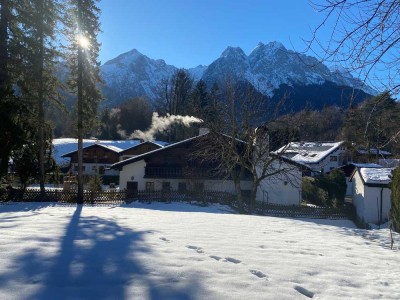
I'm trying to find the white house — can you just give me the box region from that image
[336,163,382,196]
[350,167,393,225]
[112,132,303,206]
[275,141,348,175]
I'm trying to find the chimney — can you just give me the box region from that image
[199,127,210,136]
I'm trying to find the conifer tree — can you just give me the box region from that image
[16,0,62,193]
[65,0,102,202]
[0,0,29,176]
[191,79,209,119]
[391,167,400,232]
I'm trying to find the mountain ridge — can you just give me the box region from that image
[99,41,376,108]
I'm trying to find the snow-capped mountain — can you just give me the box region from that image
[99,42,376,107]
[202,42,376,96]
[101,49,176,105]
[100,49,209,107]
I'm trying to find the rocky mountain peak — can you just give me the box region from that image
[99,42,376,108]
[220,46,247,60]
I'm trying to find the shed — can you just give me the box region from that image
[349,167,393,226]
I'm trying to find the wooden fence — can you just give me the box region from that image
[0,188,354,220]
[0,189,234,205]
[253,202,355,219]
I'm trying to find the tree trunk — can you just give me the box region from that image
[249,182,259,214]
[234,178,244,213]
[77,0,84,204]
[38,0,45,195]
[0,0,11,177]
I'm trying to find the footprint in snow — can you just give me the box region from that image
[224,257,241,264]
[159,237,171,243]
[209,255,222,261]
[294,285,314,298]
[186,245,204,253]
[249,269,268,279]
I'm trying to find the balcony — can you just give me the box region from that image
[144,166,216,179]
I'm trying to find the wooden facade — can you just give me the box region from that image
[113,134,251,181]
[119,142,163,161]
[63,144,121,165]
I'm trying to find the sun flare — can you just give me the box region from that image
[77,35,90,49]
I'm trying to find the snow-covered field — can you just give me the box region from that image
[0,202,399,299]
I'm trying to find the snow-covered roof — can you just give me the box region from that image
[119,141,164,154]
[357,148,392,156]
[359,168,393,185]
[352,163,382,168]
[274,141,344,164]
[53,139,168,167]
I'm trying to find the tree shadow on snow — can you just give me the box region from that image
[0,204,205,300]
[0,202,64,214]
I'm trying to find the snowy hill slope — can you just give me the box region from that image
[0,202,398,299]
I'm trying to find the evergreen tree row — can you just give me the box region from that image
[0,0,102,201]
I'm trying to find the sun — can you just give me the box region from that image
[77,35,90,49]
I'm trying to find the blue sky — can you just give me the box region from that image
[97,0,329,67]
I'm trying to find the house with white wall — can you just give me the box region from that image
[349,167,393,226]
[112,132,303,206]
[335,163,382,196]
[275,141,349,175]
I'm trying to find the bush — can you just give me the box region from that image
[391,167,400,232]
[87,174,103,192]
[302,170,347,208]
[315,170,347,207]
[302,177,328,206]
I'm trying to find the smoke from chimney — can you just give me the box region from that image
[129,112,202,141]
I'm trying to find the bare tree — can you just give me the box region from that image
[193,79,299,213]
[307,0,400,95]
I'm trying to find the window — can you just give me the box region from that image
[162,182,171,191]
[146,182,154,191]
[330,156,338,161]
[178,182,187,192]
[92,166,97,171]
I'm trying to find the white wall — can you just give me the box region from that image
[352,171,391,224]
[120,158,301,206]
[345,177,353,196]
[119,160,146,190]
[363,186,391,224]
[256,160,302,206]
[352,172,365,222]
[309,147,347,174]
[119,160,253,192]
